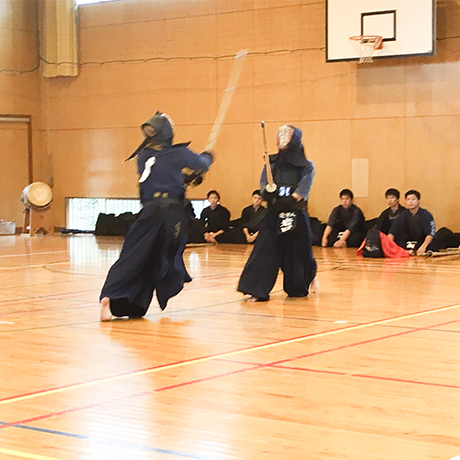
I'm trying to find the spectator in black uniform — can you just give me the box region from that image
[99,112,213,321]
[218,190,265,244]
[388,189,438,255]
[240,190,265,243]
[376,188,405,234]
[321,189,366,248]
[200,190,230,243]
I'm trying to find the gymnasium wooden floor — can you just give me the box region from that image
[0,235,459,460]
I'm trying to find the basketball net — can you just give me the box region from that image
[349,35,383,64]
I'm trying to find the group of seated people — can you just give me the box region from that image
[188,187,459,254]
[187,189,265,244]
[321,187,445,254]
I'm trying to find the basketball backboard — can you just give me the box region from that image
[326,0,436,62]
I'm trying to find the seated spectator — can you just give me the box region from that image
[241,190,265,243]
[321,188,366,248]
[376,188,406,234]
[388,189,438,255]
[217,190,266,244]
[200,190,230,243]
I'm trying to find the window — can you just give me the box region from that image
[66,198,141,231]
[66,197,209,231]
[190,200,209,219]
[76,0,118,5]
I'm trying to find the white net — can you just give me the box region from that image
[359,40,376,63]
[350,36,383,64]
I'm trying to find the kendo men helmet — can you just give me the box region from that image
[277,125,295,150]
[141,111,175,147]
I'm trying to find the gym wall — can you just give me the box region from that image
[2,0,460,230]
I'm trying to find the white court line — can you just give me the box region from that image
[0,250,68,259]
[0,264,65,271]
[0,321,14,324]
[448,456,460,459]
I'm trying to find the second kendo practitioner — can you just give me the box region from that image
[237,125,317,301]
[100,112,213,321]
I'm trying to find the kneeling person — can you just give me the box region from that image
[321,189,366,248]
[217,190,265,244]
[376,188,405,235]
[200,190,230,243]
[388,189,437,255]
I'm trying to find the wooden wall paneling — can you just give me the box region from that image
[49,128,139,224]
[0,74,40,116]
[298,0,326,51]
[253,4,303,53]
[46,90,125,131]
[159,0,218,20]
[405,62,460,117]
[255,0,303,10]
[214,64,253,130]
[352,65,407,120]
[437,0,460,62]
[77,0,126,28]
[215,0,256,15]
[253,53,303,123]
[217,122,258,217]
[0,122,29,224]
[79,22,132,63]
[300,52,354,121]
[0,0,38,71]
[404,115,460,230]
[32,129,53,188]
[305,120,352,222]
[164,14,218,58]
[216,8,255,56]
[350,117,406,220]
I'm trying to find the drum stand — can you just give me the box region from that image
[22,207,54,236]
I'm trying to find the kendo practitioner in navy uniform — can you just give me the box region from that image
[388,189,438,255]
[376,188,405,235]
[237,125,317,301]
[100,112,213,321]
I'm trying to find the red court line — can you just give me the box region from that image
[0,404,98,430]
[269,366,460,390]
[267,318,460,367]
[1,303,459,405]
[218,317,460,371]
[2,318,459,430]
[351,373,460,390]
[1,366,264,430]
[152,363,265,393]
[267,365,347,376]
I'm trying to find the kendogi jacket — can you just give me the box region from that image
[126,112,212,204]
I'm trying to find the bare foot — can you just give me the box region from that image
[100,297,113,322]
[310,277,319,293]
[243,295,269,302]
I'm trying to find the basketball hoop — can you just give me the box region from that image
[349,35,383,63]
